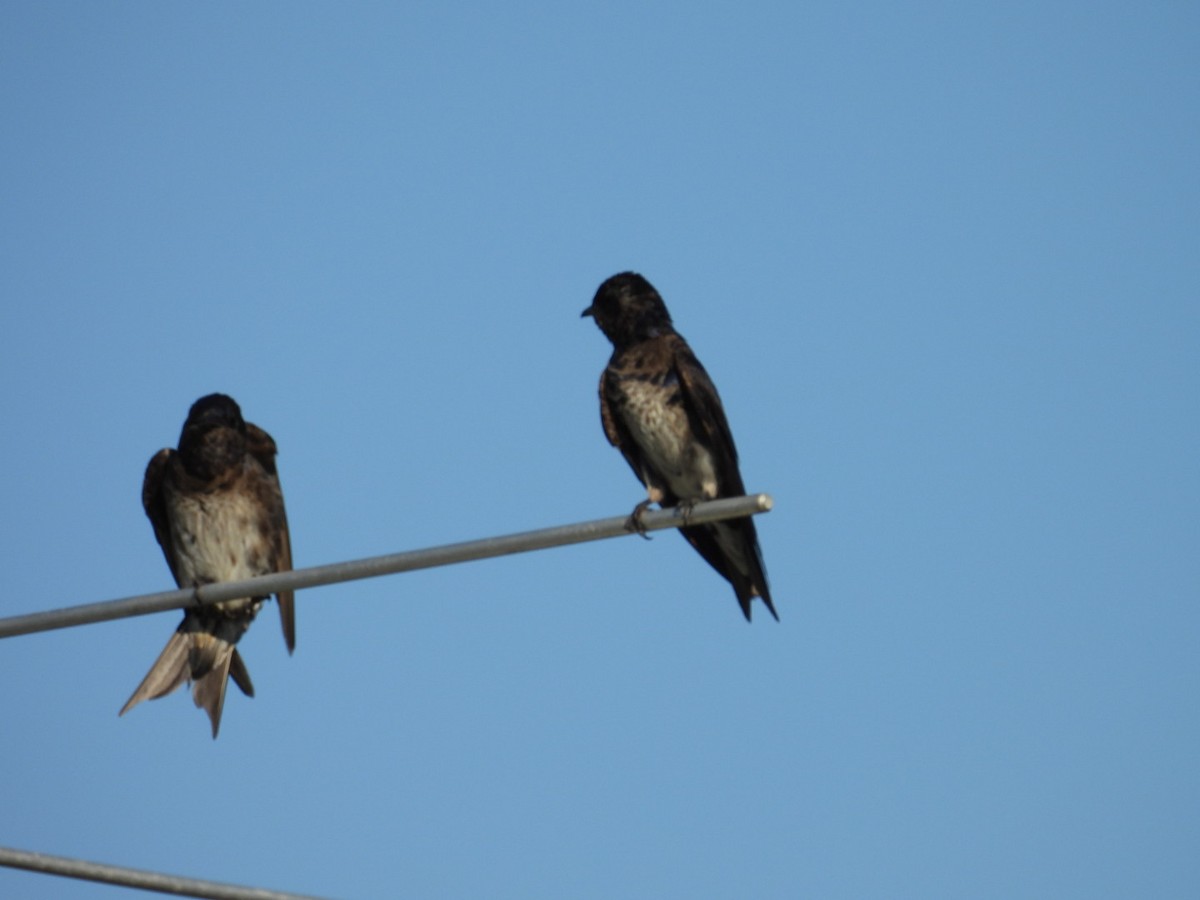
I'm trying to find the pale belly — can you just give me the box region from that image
[166,488,272,608]
[620,382,720,503]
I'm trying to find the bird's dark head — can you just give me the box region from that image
[177,393,247,477]
[182,393,246,436]
[582,272,673,347]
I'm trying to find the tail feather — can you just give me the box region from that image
[189,635,234,739]
[120,630,255,739]
[755,582,780,623]
[119,632,192,716]
[680,517,777,622]
[228,649,255,698]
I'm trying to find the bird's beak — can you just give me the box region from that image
[581,305,594,318]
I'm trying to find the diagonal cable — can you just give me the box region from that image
[0,494,773,639]
[0,845,330,900]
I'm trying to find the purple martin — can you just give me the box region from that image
[583,272,777,622]
[120,393,295,737]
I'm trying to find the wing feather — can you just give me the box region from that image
[669,337,747,498]
[245,423,296,653]
[142,449,182,584]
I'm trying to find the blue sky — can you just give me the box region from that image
[1,3,1197,898]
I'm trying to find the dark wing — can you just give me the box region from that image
[245,423,296,653]
[678,518,776,621]
[669,336,747,498]
[669,336,777,621]
[599,368,628,446]
[244,422,279,476]
[142,449,183,585]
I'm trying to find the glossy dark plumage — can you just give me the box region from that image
[583,272,777,622]
[120,393,295,737]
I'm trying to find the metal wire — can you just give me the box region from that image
[0,494,773,639]
[0,845,330,899]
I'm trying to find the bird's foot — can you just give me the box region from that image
[624,499,655,540]
[675,499,698,527]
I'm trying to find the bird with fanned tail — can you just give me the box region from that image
[120,393,295,737]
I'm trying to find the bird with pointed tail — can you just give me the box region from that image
[121,393,295,737]
[583,272,777,622]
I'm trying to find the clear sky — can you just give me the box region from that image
[2,3,1197,898]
